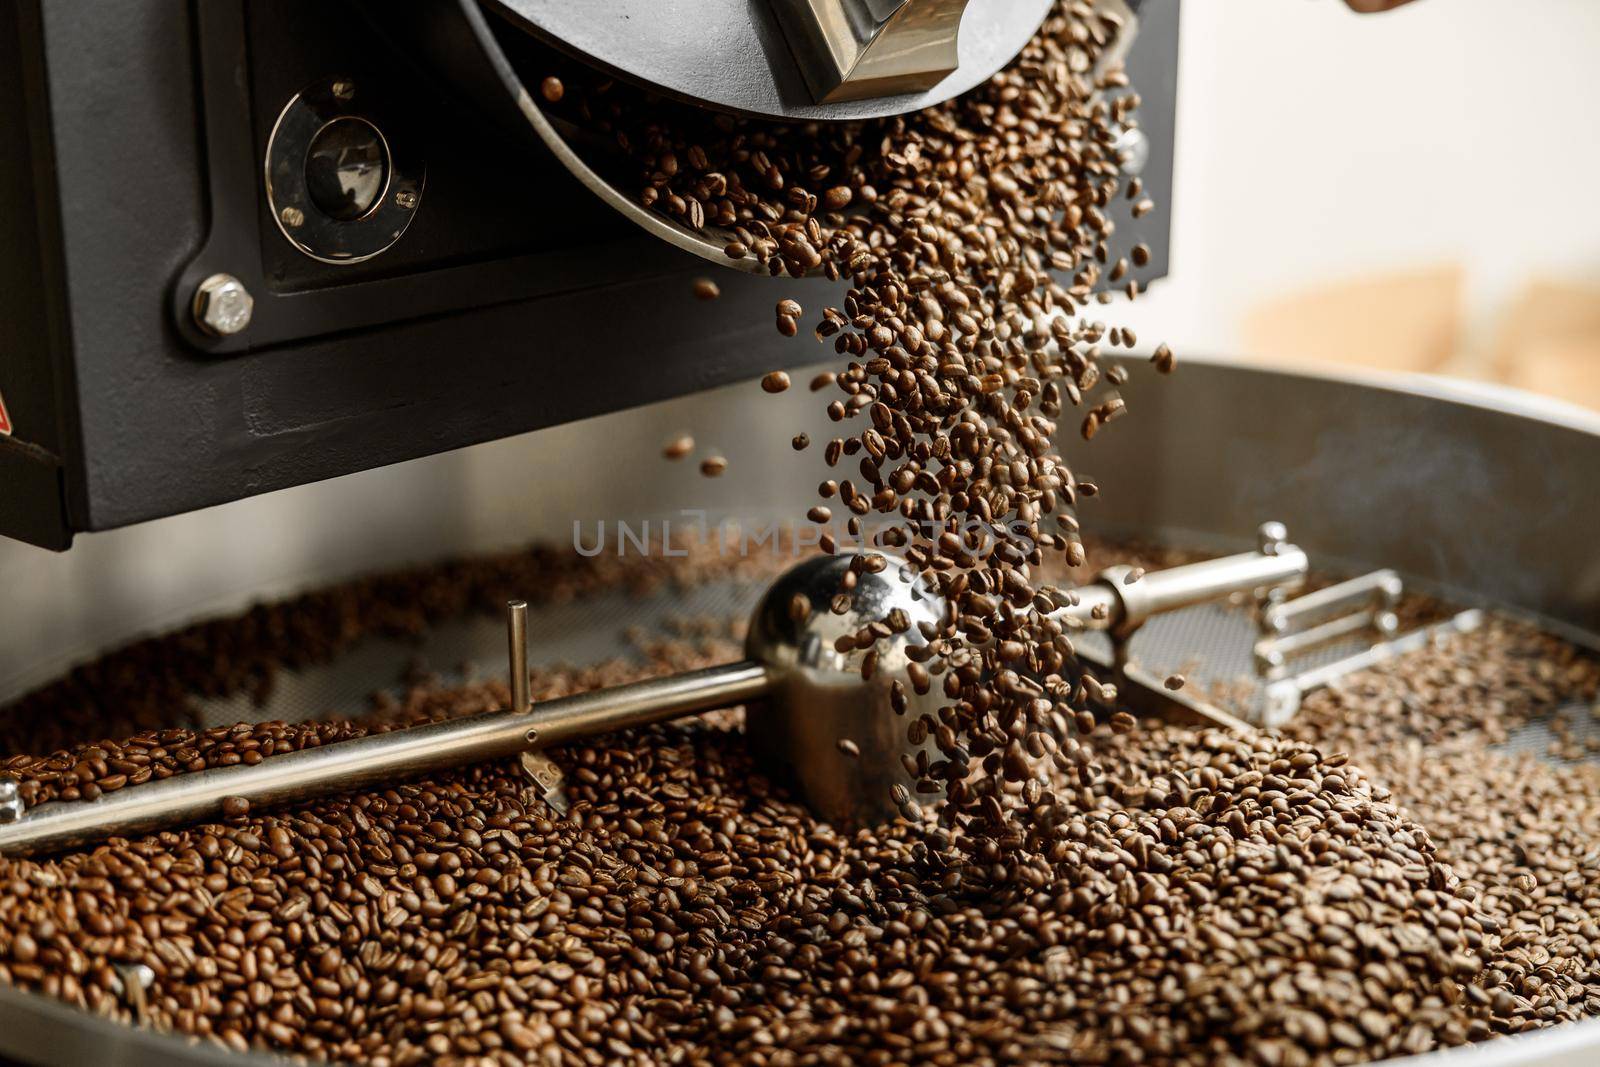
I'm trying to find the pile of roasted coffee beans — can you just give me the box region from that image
[1282,615,1600,1037]
[1,542,1598,1066]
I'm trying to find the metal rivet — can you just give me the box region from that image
[279,205,305,229]
[192,273,254,337]
[394,187,419,210]
[331,79,355,101]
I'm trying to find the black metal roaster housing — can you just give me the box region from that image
[0,0,1177,551]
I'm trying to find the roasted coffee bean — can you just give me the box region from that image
[539,75,563,104]
[691,277,721,301]
[788,593,811,623]
[662,434,694,460]
[761,371,791,393]
[699,456,727,477]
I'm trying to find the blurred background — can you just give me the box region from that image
[1117,0,1600,406]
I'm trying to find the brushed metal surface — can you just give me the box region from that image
[1056,358,1600,641]
[744,551,945,827]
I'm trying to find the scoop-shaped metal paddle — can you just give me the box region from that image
[0,527,1304,856]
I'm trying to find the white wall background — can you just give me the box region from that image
[1118,0,1600,367]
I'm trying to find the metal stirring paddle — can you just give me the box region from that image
[0,524,1305,856]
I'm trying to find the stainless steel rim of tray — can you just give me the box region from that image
[1,358,1597,1066]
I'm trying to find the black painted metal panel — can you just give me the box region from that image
[0,1,71,548]
[0,0,1177,549]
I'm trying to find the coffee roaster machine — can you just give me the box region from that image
[2,1,1599,1064]
[0,0,1172,551]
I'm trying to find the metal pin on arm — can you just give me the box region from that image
[508,599,530,714]
[505,598,571,814]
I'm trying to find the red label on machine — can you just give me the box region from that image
[0,387,10,436]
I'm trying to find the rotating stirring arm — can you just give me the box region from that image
[0,525,1306,856]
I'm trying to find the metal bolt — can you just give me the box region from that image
[279,205,305,228]
[0,778,23,824]
[192,273,254,337]
[113,962,156,1026]
[1114,126,1150,177]
[507,599,530,714]
[394,187,419,210]
[1257,521,1289,556]
[113,962,155,993]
